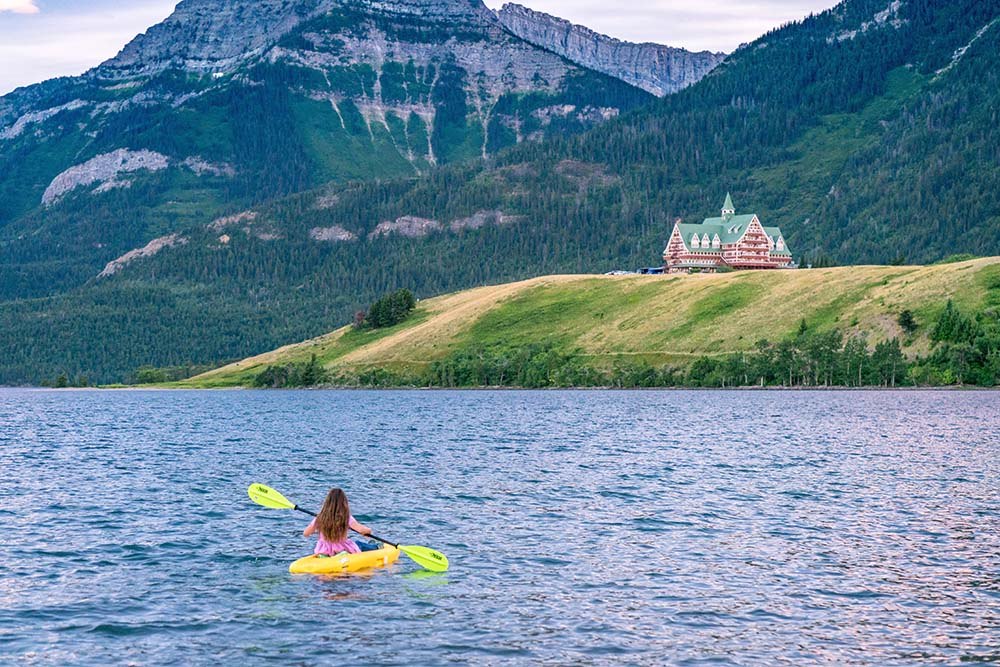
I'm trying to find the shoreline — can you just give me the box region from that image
[4,384,998,392]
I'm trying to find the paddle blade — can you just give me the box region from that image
[248,483,296,511]
[400,545,449,573]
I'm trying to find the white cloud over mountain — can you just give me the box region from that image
[0,2,177,94]
[0,0,40,14]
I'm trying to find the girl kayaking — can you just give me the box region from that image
[303,488,379,555]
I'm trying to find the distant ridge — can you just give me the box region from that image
[497,3,725,95]
[98,0,502,79]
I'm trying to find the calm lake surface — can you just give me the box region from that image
[1,389,998,665]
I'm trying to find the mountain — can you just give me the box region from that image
[496,4,726,96]
[0,0,653,302]
[3,0,1000,385]
[176,257,1000,388]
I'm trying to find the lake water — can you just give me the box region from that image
[1,389,998,665]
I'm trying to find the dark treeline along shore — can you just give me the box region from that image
[96,257,998,391]
[237,297,998,390]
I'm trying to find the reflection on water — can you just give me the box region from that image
[1,389,999,665]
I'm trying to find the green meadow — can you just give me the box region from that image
[174,257,1000,388]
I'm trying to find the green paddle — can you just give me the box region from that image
[247,483,449,573]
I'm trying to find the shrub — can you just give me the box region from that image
[935,254,978,265]
[898,310,918,334]
[253,355,327,388]
[363,289,417,329]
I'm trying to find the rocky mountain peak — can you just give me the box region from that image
[97,0,333,77]
[1,0,655,227]
[97,0,498,79]
[497,3,726,96]
[352,0,496,21]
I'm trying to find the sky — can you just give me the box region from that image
[0,0,840,96]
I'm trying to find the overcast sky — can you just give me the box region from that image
[0,0,839,96]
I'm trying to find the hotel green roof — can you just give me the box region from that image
[674,196,791,256]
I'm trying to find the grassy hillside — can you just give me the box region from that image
[178,257,1000,388]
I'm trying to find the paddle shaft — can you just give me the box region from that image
[292,505,400,548]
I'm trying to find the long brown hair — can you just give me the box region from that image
[315,488,351,542]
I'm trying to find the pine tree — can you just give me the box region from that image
[898,310,918,335]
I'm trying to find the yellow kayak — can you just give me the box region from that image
[289,546,400,575]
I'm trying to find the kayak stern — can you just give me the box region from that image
[289,546,401,575]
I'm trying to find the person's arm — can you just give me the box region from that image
[349,517,373,536]
[303,519,317,538]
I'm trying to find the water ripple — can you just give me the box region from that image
[1,389,998,665]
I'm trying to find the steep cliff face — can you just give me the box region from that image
[97,0,502,78]
[96,0,333,77]
[496,3,726,96]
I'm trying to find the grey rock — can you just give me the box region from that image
[99,234,189,278]
[370,215,444,239]
[354,0,497,23]
[449,210,521,231]
[97,0,337,78]
[313,192,341,210]
[97,0,500,79]
[182,156,236,177]
[497,3,725,96]
[310,225,358,242]
[208,211,258,232]
[43,149,234,206]
[1,99,88,140]
[43,149,170,206]
[4,0,657,221]
[829,0,906,42]
[75,0,626,169]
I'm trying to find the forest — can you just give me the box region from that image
[235,299,999,390]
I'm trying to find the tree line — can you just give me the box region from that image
[242,299,999,389]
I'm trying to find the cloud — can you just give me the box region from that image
[0,2,177,94]
[0,0,40,14]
